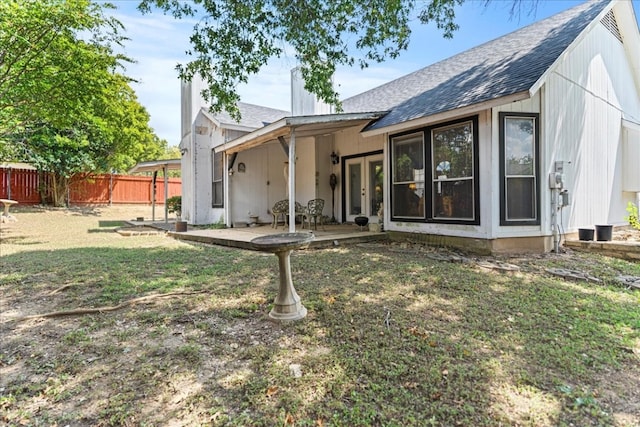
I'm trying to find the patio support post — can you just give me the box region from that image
[288,129,296,233]
[152,170,157,221]
[163,165,169,223]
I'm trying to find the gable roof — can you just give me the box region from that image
[209,102,289,130]
[342,0,612,132]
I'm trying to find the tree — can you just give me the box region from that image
[7,75,167,206]
[137,0,537,121]
[0,0,128,137]
[1,0,168,205]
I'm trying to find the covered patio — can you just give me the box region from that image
[128,159,181,223]
[215,111,386,231]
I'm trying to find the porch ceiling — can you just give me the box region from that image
[215,111,387,155]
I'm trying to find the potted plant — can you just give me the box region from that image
[167,196,182,220]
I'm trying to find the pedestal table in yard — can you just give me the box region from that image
[251,232,314,321]
[0,199,18,223]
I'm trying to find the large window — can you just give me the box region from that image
[212,150,223,208]
[391,133,425,218]
[499,113,539,225]
[389,116,479,224]
[430,120,476,221]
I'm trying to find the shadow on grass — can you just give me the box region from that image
[1,244,638,426]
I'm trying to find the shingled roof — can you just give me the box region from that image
[342,0,611,132]
[209,102,289,129]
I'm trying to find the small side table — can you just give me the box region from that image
[0,199,18,223]
[251,232,314,321]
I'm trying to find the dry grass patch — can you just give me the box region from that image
[1,206,639,426]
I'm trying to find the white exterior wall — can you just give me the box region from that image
[180,78,210,225]
[225,136,317,225]
[291,67,333,116]
[228,142,285,224]
[315,134,335,219]
[492,93,544,239]
[188,113,223,225]
[543,16,640,230]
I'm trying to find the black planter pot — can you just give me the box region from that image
[354,216,369,230]
[175,221,188,232]
[595,224,613,241]
[578,228,594,241]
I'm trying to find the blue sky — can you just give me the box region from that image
[106,0,640,146]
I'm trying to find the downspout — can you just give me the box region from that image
[288,128,296,233]
[551,187,559,253]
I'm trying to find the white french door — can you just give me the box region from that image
[345,154,383,223]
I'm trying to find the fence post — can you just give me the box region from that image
[7,167,11,200]
[109,173,113,206]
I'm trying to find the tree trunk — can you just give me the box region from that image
[47,172,70,207]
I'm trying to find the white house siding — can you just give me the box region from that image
[492,93,544,239]
[228,143,282,225]
[180,80,211,225]
[544,16,640,231]
[225,136,317,226]
[190,113,219,225]
[314,134,335,219]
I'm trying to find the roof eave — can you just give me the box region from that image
[216,112,388,154]
[361,92,530,137]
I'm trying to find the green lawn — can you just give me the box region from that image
[1,207,639,426]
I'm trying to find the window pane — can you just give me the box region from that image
[392,183,424,218]
[432,180,473,219]
[432,122,473,179]
[349,163,362,215]
[213,152,223,180]
[505,118,534,176]
[392,134,423,183]
[506,177,535,220]
[391,133,424,218]
[212,151,223,207]
[212,182,223,207]
[369,160,383,215]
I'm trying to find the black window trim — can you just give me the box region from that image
[499,112,540,226]
[389,115,480,225]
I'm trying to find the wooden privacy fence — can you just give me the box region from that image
[0,168,181,205]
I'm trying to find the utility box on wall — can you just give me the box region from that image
[622,121,640,192]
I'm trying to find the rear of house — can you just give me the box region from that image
[181,0,640,253]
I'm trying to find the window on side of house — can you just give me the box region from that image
[390,132,425,219]
[429,119,478,223]
[499,112,539,225]
[212,150,223,208]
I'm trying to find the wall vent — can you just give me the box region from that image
[600,9,623,43]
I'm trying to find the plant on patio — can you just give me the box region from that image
[167,195,182,218]
[626,202,640,231]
